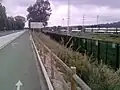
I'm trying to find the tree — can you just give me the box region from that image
[14,16,26,29]
[7,16,15,30]
[27,0,52,27]
[0,3,25,31]
[6,16,25,30]
[0,3,7,30]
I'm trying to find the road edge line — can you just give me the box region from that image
[31,34,54,90]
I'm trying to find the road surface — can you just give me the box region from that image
[0,31,48,90]
[0,30,21,37]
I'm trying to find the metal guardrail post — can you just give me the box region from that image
[51,53,55,79]
[41,46,44,63]
[43,47,46,64]
[39,44,42,56]
[71,67,76,90]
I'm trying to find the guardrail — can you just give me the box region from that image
[31,33,54,90]
[31,31,91,90]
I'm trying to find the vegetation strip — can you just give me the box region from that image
[32,32,91,90]
[34,31,120,90]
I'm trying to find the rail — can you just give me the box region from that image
[31,31,91,90]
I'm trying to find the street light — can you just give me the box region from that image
[97,15,99,32]
[82,14,85,32]
[62,18,64,27]
[67,0,70,35]
[97,15,99,25]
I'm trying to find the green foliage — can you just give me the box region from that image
[0,3,25,30]
[0,3,7,30]
[7,16,25,30]
[27,0,52,27]
[14,16,25,29]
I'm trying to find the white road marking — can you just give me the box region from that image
[16,80,23,90]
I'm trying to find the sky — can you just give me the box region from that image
[2,0,120,26]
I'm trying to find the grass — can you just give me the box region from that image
[89,34,120,43]
[75,31,120,43]
[34,31,120,90]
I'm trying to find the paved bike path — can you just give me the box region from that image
[0,31,48,90]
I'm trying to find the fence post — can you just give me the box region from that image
[39,44,42,55]
[71,67,76,90]
[116,44,119,69]
[105,42,108,64]
[116,28,118,34]
[41,46,44,62]
[76,37,79,51]
[51,53,54,79]
[84,50,87,61]
[106,28,108,33]
[90,39,92,54]
[85,39,87,51]
[43,46,46,64]
[97,41,100,63]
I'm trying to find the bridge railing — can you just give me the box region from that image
[31,31,91,90]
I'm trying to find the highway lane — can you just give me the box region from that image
[0,30,21,37]
[0,31,48,90]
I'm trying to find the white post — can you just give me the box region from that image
[71,67,76,90]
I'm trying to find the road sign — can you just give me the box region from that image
[30,22,43,29]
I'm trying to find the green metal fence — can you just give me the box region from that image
[44,32,120,70]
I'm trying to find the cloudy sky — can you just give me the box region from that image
[2,0,120,26]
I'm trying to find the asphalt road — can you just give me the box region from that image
[0,31,48,90]
[0,30,21,37]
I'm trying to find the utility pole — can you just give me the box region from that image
[67,0,70,35]
[82,15,85,32]
[97,15,99,32]
[97,15,99,25]
[62,18,64,27]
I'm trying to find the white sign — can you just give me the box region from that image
[30,22,43,29]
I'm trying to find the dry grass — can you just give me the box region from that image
[35,32,120,90]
